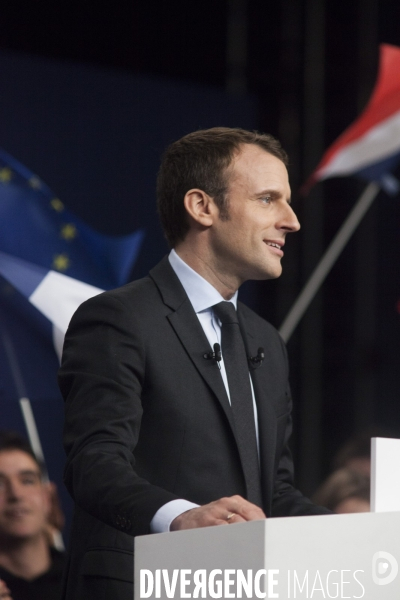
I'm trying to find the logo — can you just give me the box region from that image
[372,551,399,586]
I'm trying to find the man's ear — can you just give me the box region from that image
[42,481,53,519]
[183,189,217,228]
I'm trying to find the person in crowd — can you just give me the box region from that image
[312,468,370,513]
[60,127,330,600]
[0,431,65,600]
[332,427,395,477]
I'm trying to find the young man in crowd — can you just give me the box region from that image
[0,431,65,600]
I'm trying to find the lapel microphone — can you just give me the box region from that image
[204,344,264,368]
[248,347,265,368]
[203,343,222,362]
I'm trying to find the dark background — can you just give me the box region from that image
[0,0,399,506]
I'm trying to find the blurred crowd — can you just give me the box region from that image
[312,429,385,514]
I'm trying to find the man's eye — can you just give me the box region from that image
[260,196,272,204]
[21,477,36,485]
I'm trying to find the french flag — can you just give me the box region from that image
[0,251,103,361]
[306,44,400,195]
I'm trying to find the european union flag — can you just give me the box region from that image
[0,146,145,394]
[0,149,145,530]
[0,147,144,290]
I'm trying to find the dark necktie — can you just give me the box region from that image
[213,301,263,507]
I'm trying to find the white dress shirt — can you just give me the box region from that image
[150,249,259,533]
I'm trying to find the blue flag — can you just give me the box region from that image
[0,147,146,384]
[0,150,145,527]
[0,148,144,290]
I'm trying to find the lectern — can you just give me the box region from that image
[135,511,400,598]
[135,438,400,598]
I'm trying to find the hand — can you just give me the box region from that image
[0,579,12,599]
[170,495,265,530]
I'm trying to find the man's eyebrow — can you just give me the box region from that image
[0,471,38,481]
[254,189,292,204]
[0,469,40,478]
[19,469,41,478]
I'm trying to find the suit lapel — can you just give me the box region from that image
[149,258,236,434]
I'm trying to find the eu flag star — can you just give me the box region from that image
[50,198,65,212]
[0,167,12,183]
[28,176,41,189]
[53,253,70,271]
[60,224,77,241]
[0,148,143,288]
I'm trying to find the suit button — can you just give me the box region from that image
[127,519,132,529]
[121,517,127,528]
[116,515,121,526]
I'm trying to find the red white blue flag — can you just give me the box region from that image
[306,44,400,195]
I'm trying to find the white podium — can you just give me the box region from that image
[371,437,400,512]
[135,512,400,599]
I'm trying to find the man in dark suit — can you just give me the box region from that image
[59,127,329,600]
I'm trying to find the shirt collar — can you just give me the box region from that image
[168,249,238,313]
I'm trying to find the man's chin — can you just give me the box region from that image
[1,528,38,542]
[235,260,283,284]
[253,263,283,281]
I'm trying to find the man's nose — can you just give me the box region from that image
[6,481,23,501]
[278,203,301,233]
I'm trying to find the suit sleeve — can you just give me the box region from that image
[59,291,179,537]
[270,336,331,517]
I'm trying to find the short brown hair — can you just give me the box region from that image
[157,127,288,247]
[0,430,44,476]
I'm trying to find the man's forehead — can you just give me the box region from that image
[227,144,290,191]
[229,144,287,173]
[0,449,41,475]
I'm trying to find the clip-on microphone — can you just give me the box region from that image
[203,343,222,363]
[248,347,264,368]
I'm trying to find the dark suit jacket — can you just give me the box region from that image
[59,256,328,600]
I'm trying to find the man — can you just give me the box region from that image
[0,431,65,600]
[59,127,329,600]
